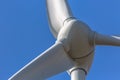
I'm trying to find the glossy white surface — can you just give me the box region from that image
[46,0,73,38]
[9,42,75,80]
[9,0,120,80]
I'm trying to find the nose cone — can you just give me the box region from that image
[57,20,95,72]
[58,20,95,57]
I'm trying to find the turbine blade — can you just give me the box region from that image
[9,42,74,80]
[46,0,74,38]
[95,33,120,46]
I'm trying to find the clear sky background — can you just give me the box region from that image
[0,0,120,80]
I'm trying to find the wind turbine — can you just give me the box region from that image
[9,0,120,80]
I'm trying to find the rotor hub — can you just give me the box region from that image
[57,19,95,72]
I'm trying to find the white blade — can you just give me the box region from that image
[46,0,74,38]
[9,42,74,80]
[95,32,120,46]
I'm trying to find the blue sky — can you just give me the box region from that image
[0,0,120,80]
